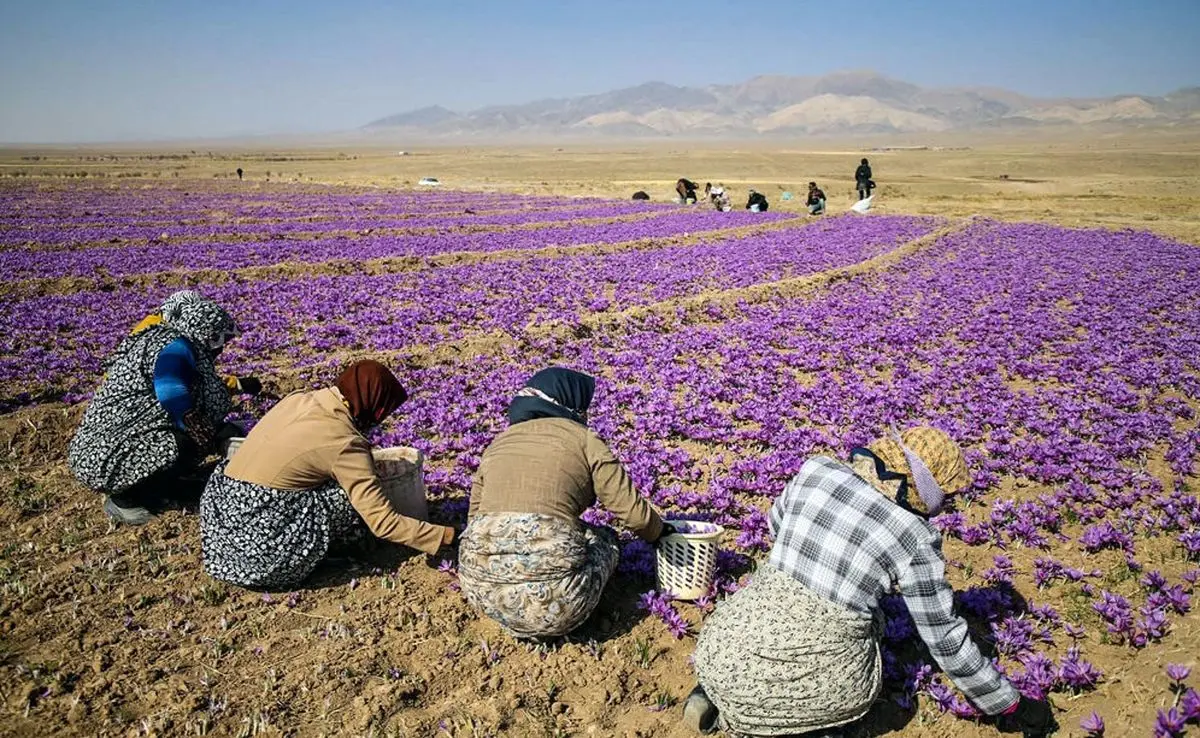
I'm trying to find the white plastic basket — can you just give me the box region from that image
[223,436,245,460]
[372,446,429,521]
[655,520,724,600]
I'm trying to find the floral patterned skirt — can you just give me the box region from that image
[693,564,882,736]
[458,513,620,639]
[200,461,367,590]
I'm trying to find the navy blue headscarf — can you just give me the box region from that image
[507,367,595,426]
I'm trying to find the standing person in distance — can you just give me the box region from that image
[855,158,874,202]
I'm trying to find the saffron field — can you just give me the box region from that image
[0,180,1198,737]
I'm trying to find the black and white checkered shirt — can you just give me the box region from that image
[768,456,1019,715]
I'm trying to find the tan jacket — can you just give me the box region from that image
[224,387,446,555]
[469,417,664,542]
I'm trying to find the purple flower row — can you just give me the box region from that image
[2,209,793,279]
[0,183,623,225]
[0,201,670,248]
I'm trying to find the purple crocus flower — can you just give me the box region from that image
[1080,711,1105,736]
[1011,652,1057,700]
[1092,591,1135,642]
[983,555,1017,585]
[1058,646,1103,692]
[1162,585,1192,614]
[638,589,690,639]
[1153,708,1186,738]
[992,617,1036,656]
[1142,571,1169,591]
[1179,688,1200,722]
[1136,605,1171,644]
[617,539,656,578]
[923,679,956,712]
[947,695,981,719]
[1166,664,1191,684]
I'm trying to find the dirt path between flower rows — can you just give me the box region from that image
[570,221,970,332]
[0,208,672,256]
[0,201,660,239]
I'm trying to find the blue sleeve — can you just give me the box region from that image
[154,339,197,428]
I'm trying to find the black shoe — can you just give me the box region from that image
[104,497,153,526]
[683,684,718,735]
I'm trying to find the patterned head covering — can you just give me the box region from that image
[866,427,969,516]
[171,298,237,354]
[507,367,595,426]
[160,290,204,323]
[335,360,407,428]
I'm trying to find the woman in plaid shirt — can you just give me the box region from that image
[684,427,1054,737]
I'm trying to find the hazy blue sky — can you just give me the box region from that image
[2,0,1197,142]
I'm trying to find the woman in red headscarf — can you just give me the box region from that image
[200,360,454,589]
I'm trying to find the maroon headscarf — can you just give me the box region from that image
[335,360,407,428]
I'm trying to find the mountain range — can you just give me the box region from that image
[363,71,1200,138]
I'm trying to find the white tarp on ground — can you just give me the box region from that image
[850,196,873,214]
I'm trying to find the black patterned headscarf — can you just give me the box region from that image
[506,368,595,426]
[171,298,237,355]
[160,290,204,323]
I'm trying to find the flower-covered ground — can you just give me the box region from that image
[1,181,1197,737]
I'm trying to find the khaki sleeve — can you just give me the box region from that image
[586,433,664,542]
[332,438,446,555]
[468,466,483,519]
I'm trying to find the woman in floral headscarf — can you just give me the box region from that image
[200,360,455,590]
[457,367,669,639]
[69,296,243,525]
[683,427,1054,737]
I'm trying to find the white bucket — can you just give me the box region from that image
[224,437,245,460]
[372,446,429,521]
[655,520,724,601]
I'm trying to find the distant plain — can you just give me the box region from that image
[3,127,1198,243]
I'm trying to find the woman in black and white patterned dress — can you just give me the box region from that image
[68,297,243,525]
